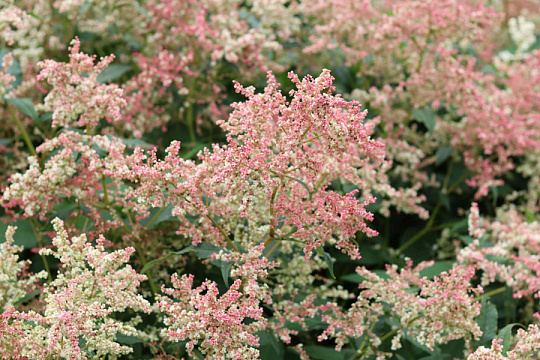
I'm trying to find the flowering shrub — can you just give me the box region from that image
[0,0,539,359]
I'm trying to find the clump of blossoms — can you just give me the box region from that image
[2,131,129,224]
[121,70,383,259]
[498,15,537,61]
[0,2,45,65]
[459,203,540,299]
[468,324,540,360]
[0,53,15,98]
[37,37,126,129]
[158,243,278,359]
[121,0,300,135]
[318,262,483,357]
[53,0,142,35]
[300,0,540,200]
[301,0,502,211]
[2,218,152,360]
[0,226,47,309]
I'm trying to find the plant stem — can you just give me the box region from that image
[396,201,442,255]
[8,105,37,157]
[265,186,279,247]
[356,321,377,357]
[29,218,52,282]
[101,175,109,205]
[474,286,506,302]
[186,101,196,143]
[134,242,159,296]
[205,214,239,252]
[264,240,280,258]
[396,169,471,255]
[140,206,166,235]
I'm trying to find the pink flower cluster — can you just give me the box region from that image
[158,244,277,359]
[1,218,152,359]
[1,2,539,359]
[468,324,540,359]
[2,131,128,226]
[303,0,540,199]
[459,203,540,299]
[37,38,126,129]
[0,53,15,98]
[120,70,384,259]
[121,0,298,135]
[318,262,483,356]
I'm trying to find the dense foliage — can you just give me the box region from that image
[1,0,540,359]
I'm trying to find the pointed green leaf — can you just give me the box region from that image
[141,205,174,230]
[97,64,132,83]
[316,246,335,279]
[304,345,344,360]
[13,290,41,306]
[413,108,436,135]
[115,333,145,345]
[219,260,233,287]
[497,323,519,355]
[284,175,312,200]
[477,298,498,346]
[0,218,38,248]
[419,261,454,279]
[435,146,452,166]
[141,252,176,274]
[142,243,229,274]
[5,98,38,120]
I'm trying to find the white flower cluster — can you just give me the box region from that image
[0,3,46,65]
[498,16,536,62]
[509,16,536,54]
[0,226,48,309]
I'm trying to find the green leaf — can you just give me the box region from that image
[435,146,452,166]
[202,195,212,206]
[477,298,498,347]
[373,269,391,280]
[141,205,175,230]
[105,135,153,148]
[459,235,474,245]
[340,273,364,283]
[183,142,209,160]
[37,112,53,123]
[277,226,298,239]
[115,333,145,345]
[413,108,436,135]
[304,345,344,360]
[5,98,38,120]
[257,330,283,360]
[97,64,132,83]
[481,65,498,75]
[192,242,229,258]
[211,260,233,287]
[419,261,454,279]
[0,138,13,146]
[141,253,175,274]
[284,175,312,200]
[13,290,41,306]
[0,218,38,248]
[304,317,329,331]
[47,202,78,223]
[439,192,451,211]
[316,246,335,279]
[142,243,228,274]
[497,323,519,355]
[402,333,433,354]
[524,209,536,223]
